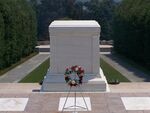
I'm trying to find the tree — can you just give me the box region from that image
[0,12,4,69]
[113,0,150,68]
[36,0,115,40]
[0,0,37,69]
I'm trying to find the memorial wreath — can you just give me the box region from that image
[64,65,84,86]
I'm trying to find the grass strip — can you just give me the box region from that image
[100,58,130,82]
[20,58,50,83]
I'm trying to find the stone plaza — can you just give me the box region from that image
[0,83,150,113]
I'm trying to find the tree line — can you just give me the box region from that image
[0,0,37,69]
[31,0,115,40]
[113,0,150,69]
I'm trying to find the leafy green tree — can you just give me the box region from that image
[113,0,150,68]
[0,0,37,69]
[36,0,114,40]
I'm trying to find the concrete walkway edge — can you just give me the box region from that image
[0,53,50,83]
[100,54,150,82]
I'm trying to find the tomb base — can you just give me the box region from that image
[41,68,109,92]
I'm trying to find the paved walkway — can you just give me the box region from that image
[0,83,150,113]
[109,83,150,93]
[100,54,150,82]
[0,83,150,94]
[0,53,50,83]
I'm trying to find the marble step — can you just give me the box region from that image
[41,75,107,92]
[41,68,108,92]
[41,82,106,92]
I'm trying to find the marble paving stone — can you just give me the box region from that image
[58,97,91,111]
[0,98,28,111]
[121,97,150,110]
[127,111,144,113]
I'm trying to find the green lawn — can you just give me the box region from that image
[20,58,50,83]
[100,58,130,82]
[0,52,38,76]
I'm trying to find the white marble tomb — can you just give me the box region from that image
[41,20,108,92]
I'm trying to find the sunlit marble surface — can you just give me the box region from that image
[0,98,28,111]
[121,97,150,110]
[59,97,91,111]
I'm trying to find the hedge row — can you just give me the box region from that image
[113,0,150,68]
[0,0,37,69]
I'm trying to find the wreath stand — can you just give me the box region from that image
[61,85,89,113]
